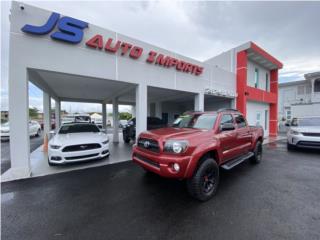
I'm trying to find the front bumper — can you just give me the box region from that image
[287,134,320,149]
[48,143,109,164]
[132,145,192,178]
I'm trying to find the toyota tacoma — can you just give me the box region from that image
[132,109,264,201]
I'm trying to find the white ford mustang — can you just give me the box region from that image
[48,123,109,165]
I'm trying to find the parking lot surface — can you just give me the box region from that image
[2,140,320,240]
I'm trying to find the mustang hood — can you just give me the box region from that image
[50,132,108,146]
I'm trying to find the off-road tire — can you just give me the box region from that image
[186,157,219,202]
[123,132,130,143]
[250,141,262,164]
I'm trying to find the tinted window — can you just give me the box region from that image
[59,124,100,134]
[220,114,233,125]
[147,117,163,125]
[235,115,247,128]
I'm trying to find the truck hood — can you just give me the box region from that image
[49,132,108,146]
[141,127,207,141]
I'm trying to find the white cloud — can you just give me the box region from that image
[1,1,320,112]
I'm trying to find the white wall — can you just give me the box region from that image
[278,81,313,120]
[247,60,270,91]
[246,101,270,136]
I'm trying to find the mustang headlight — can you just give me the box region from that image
[290,129,300,135]
[164,140,188,154]
[102,139,109,144]
[50,145,61,149]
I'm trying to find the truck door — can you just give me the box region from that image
[217,114,238,162]
[234,114,252,154]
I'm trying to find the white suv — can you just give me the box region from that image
[287,117,320,150]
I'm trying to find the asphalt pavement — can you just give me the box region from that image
[2,139,320,240]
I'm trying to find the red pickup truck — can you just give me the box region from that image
[132,109,264,201]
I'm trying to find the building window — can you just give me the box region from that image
[314,79,320,92]
[285,107,291,120]
[256,112,261,126]
[297,85,305,95]
[254,68,259,88]
[265,73,269,91]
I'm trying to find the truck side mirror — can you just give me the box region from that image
[220,123,235,131]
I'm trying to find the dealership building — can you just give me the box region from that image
[3,2,283,180]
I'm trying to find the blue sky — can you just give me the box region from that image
[1,1,320,112]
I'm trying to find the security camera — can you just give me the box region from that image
[19,4,25,10]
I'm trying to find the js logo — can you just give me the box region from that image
[21,12,88,44]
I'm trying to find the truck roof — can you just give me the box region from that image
[183,108,241,115]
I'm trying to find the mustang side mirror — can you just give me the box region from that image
[220,123,235,131]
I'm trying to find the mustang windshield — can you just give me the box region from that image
[59,124,100,134]
[173,114,217,130]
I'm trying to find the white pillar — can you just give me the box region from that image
[155,101,162,119]
[194,92,204,111]
[5,66,30,180]
[102,102,107,130]
[43,92,52,137]
[311,79,315,102]
[112,98,119,143]
[231,98,236,109]
[55,99,61,130]
[136,83,147,139]
[132,105,136,117]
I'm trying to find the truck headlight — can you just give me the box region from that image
[164,140,188,154]
[50,145,61,149]
[290,130,300,135]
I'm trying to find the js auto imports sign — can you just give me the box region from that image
[21,12,204,76]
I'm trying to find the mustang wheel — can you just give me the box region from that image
[251,141,262,164]
[187,157,219,202]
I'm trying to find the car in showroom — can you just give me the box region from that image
[48,122,109,166]
[132,109,264,201]
[61,114,92,125]
[1,120,41,141]
[287,116,320,150]
[123,117,166,143]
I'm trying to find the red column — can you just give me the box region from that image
[269,69,278,136]
[236,51,247,116]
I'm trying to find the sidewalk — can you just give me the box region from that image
[263,134,287,145]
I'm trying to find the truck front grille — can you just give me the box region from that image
[137,138,160,153]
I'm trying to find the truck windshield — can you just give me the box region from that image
[292,117,320,127]
[173,114,217,130]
